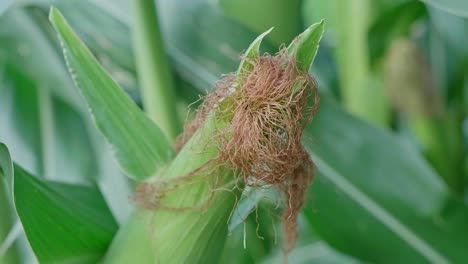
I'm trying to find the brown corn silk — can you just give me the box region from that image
[143,49,319,255]
[177,49,319,253]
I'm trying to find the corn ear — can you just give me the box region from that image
[103,29,272,263]
[104,22,324,264]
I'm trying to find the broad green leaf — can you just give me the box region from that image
[12,165,118,263]
[0,143,118,263]
[287,20,325,72]
[420,0,468,18]
[304,98,468,263]
[49,7,173,181]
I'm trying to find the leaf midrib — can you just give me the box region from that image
[309,152,450,264]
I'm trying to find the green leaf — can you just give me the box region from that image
[287,20,325,72]
[237,27,273,74]
[50,1,136,91]
[0,143,118,263]
[13,165,118,263]
[420,0,468,18]
[304,98,468,263]
[48,7,174,181]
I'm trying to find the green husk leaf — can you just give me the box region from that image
[104,21,326,263]
[104,114,239,263]
[237,27,273,74]
[287,20,325,72]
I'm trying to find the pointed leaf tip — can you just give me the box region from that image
[237,27,274,74]
[48,6,55,18]
[288,20,325,72]
[48,6,61,24]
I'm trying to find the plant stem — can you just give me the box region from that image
[131,0,179,140]
[334,0,389,125]
[38,87,55,180]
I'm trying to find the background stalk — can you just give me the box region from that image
[38,87,55,180]
[303,0,390,125]
[334,0,388,125]
[131,0,179,140]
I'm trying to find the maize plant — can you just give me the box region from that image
[1,0,468,263]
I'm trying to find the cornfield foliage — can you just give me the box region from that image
[0,0,467,263]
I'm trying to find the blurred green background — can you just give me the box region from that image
[0,0,467,263]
